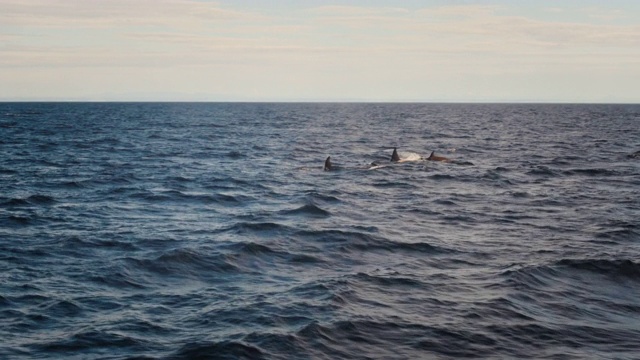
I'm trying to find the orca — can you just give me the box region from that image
[628,150,640,159]
[391,148,400,162]
[323,156,333,171]
[323,156,386,171]
[390,147,423,163]
[427,151,450,162]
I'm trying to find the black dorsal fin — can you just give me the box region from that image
[428,151,435,159]
[391,148,400,162]
[324,156,332,171]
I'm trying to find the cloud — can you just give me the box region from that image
[0,0,275,67]
[306,5,410,17]
[298,4,640,53]
[0,0,261,29]
[580,6,628,22]
[1,1,639,101]
[4,2,639,53]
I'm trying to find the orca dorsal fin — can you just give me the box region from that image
[391,148,400,162]
[428,151,435,160]
[324,156,332,171]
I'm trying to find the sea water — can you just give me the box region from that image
[1,103,639,359]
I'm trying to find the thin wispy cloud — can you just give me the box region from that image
[0,1,638,101]
[0,0,256,28]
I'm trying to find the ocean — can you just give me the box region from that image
[1,102,639,359]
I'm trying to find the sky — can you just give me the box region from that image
[1,0,639,102]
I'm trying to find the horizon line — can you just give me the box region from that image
[1,99,639,105]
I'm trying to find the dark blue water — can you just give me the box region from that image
[1,103,639,359]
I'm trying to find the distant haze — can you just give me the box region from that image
[1,0,639,102]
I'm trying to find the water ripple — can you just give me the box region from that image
[1,103,639,359]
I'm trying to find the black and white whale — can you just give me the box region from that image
[390,147,460,163]
[324,147,459,171]
[390,147,424,163]
[323,156,385,171]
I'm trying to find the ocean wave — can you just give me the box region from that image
[90,272,147,290]
[627,150,640,159]
[0,167,18,174]
[550,155,582,165]
[223,241,325,267]
[432,198,459,206]
[170,340,264,360]
[288,281,336,300]
[526,166,558,176]
[557,259,640,279]
[0,120,19,128]
[351,272,427,287]
[296,320,496,358]
[168,175,193,183]
[593,220,638,243]
[223,222,291,235]
[93,239,138,251]
[0,194,57,207]
[11,294,50,306]
[15,110,44,116]
[129,190,252,205]
[53,235,138,252]
[279,203,331,218]
[303,190,342,203]
[493,166,511,172]
[372,180,416,189]
[241,332,307,359]
[32,330,145,353]
[502,258,640,293]
[125,248,239,278]
[452,160,474,166]
[40,299,84,318]
[428,174,455,180]
[485,321,640,357]
[58,180,91,189]
[563,168,620,177]
[4,215,34,226]
[441,214,478,224]
[295,229,454,254]
[225,150,246,159]
[2,103,640,359]
[0,308,26,322]
[482,170,515,184]
[205,176,270,191]
[95,173,138,186]
[223,242,279,258]
[0,198,30,207]
[117,317,175,337]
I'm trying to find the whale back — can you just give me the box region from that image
[428,151,450,162]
